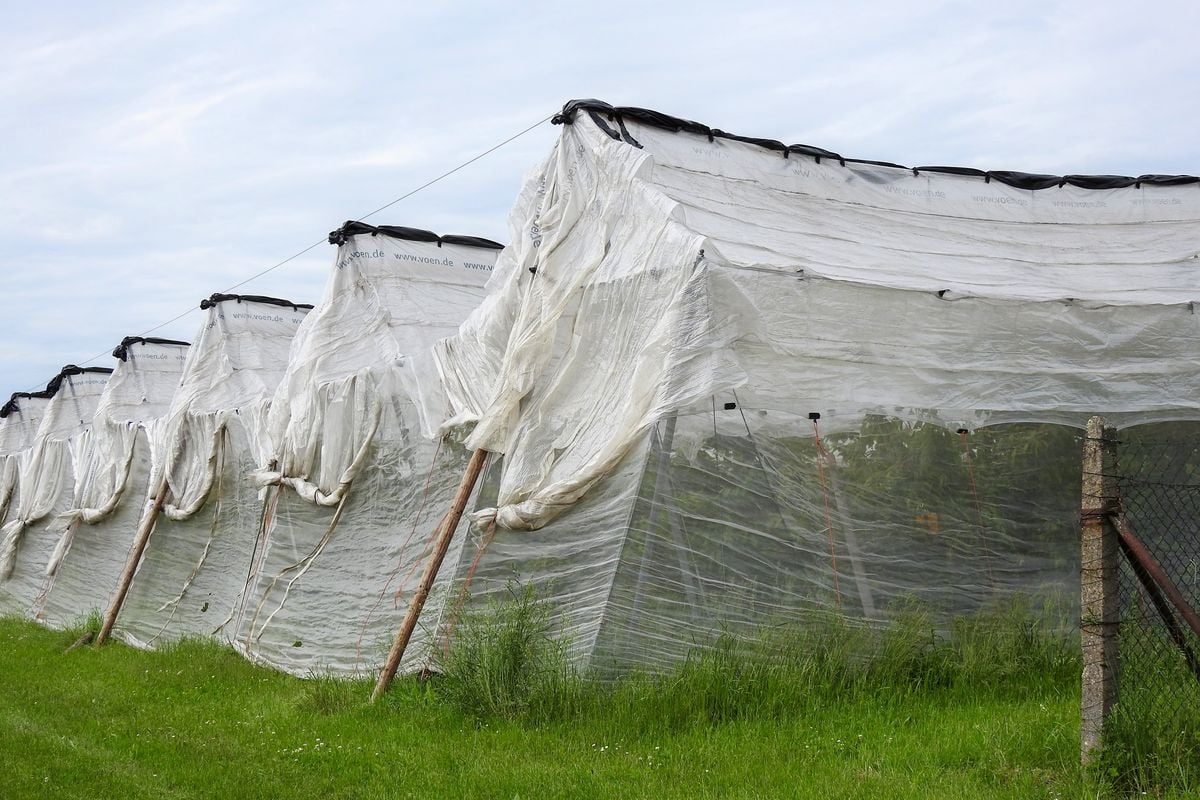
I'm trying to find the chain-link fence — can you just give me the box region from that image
[1101,428,1200,785]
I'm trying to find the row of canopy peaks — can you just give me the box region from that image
[4,98,1200,683]
[2,292,312,418]
[1,366,114,418]
[5,217,506,417]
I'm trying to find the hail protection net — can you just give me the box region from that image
[242,226,500,676]
[0,367,112,617]
[431,102,1200,671]
[0,394,54,558]
[113,297,311,652]
[38,339,190,629]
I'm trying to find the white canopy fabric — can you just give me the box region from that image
[0,392,53,540]
[0,367,112,615]
[426,101,1200,670]
[438,102,1200,534]
[39,338,190,627]
[241,223,500,676]
[113,295,311,650]
[10,101,1200,677]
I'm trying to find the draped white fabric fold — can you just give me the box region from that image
[436,108,1200,533]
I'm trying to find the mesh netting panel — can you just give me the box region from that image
[447,409,1084,673]
[1111,426,1200,759]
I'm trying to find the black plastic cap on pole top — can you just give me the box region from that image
[111,336,191,361]
[1,364,113,418]
[328,220,504,250]
[0,391,50,419]
[42,365,114,397]
[808,412,821,421]
[553,99,1200,191]
[199,293,315,312]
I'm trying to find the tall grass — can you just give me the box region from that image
[431,589,1078,734]
[0,611,1090,799]
[60,608,103,647]
[433,583,581,721]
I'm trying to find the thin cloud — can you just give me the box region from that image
[1,0,1198,393]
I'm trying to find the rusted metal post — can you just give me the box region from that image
[95,478,169,646]
[1114,523,1200,682]
[1111,514,1200,640]
[372,448,488,701]
[1080,416,1118,763]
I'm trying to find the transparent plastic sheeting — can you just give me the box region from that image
[445,413,1086,673]
[425,107,1200,670]
[0,370,110,615]
[38,340,190,628]
[113,299,310,652]
[242,232,496,676]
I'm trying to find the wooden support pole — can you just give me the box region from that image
[372,448,488,702]
[1080,416,1118,763]
[95,478,169,646]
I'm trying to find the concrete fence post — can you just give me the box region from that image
[1080,416,1119,762]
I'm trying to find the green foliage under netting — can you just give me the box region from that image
[433,589,1079,729]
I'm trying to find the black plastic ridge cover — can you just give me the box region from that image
[1,390,52,419]
[553,99,1200,191]
[199,293,314,311]
[328,221,504,250]
[111,336,191,361]
[42,365,114,398]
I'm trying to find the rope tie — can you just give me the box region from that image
[354,436,445,671]
[429,515,499,672]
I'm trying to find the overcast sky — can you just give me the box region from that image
[2,0,1197,393]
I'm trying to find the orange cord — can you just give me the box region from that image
[812,418,842,610]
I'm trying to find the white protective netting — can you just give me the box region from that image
[113,295,311,650]
[38,338,191,627]
[427,101,1200,672]
[0,367,113,617]
[240,223,500,676]
[0,392,54,536]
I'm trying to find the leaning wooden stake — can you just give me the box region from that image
[372,448,488,701]
[95,478,169,646]
[1080,416,1118,764]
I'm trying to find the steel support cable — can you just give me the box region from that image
[30,114,554,388]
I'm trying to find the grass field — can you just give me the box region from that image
[0,604,1188,799]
